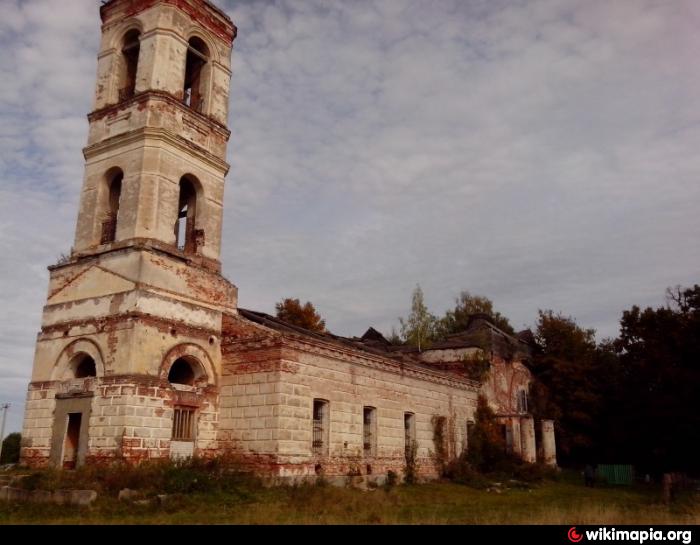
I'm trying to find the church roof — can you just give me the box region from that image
[236,308,399,358]
[234,308,480,388]
[360,327,392,345]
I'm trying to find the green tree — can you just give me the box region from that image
[440,291,514,336]
[399,284,438,351]
[528,310,607,466]
[611,285,700,473]
[1,432,21,464]
[275,298,326,332]
[386,327,403,345]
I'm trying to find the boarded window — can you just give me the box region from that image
[363,407,377,457]
[312,399,329,455]
[172,407,196,441]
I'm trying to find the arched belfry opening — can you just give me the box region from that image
[183,37,209,112]
[168,358,195,385]
[175,176,198,254]
[101,168,123,244]
[167,357,206,386]
[69,353,97,379]
[120,29,141,101]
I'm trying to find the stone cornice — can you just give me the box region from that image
[225,324,480,392]
[89,90,230,133]
[85,126,230,175]
[51,238,224,274]
[45,250,237,312]
[29,374,219,392]
[495,412,533,418]
[88,89,230,139]
[38,310,221,339]
[43,283,232,321]
[283,337,480,391]
[100,0,237,45]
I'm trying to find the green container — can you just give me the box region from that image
[597,464,634,485]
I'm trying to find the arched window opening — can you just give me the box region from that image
[168,358,196,386]
[101,169,123,244]
[175,176,197,254]
[517,389,529,413]
[183,37,209,112]
[71,354,97,379]
[120,29,141,101]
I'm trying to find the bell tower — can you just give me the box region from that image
[21,0,238,467]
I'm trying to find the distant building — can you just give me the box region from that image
[20,0,555,482]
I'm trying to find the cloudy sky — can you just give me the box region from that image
[1,0,699,434]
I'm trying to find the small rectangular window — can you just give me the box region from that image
[404,412,416,459]
[363,407,377,457]
[312,399,329,455]
[172,407,196,441]
[466,420,475,452]
[518,390,529,413]
[504,423,514,452]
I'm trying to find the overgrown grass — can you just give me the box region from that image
[13,455,261,496]
[1,464,698,524]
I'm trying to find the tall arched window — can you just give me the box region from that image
[175,176,198,254]
[120,29,141,102]
[183,37,209,112]
[101,169,123,244]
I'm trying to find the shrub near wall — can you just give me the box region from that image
[1,433,21,464]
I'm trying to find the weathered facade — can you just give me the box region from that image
[20,0,555,482]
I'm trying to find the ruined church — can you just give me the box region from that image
[20,0,556,482]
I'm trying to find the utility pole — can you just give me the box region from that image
[0,403,9,463]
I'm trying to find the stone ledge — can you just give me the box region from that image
[0,486,97,506]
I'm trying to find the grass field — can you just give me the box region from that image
[1,470,698,524]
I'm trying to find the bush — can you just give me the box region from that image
[403,440,418,485]
[445,450,557,489]
[466,396,509,472]
[511,461,559,483]
[442,395,559,488]
[385,470,398,490]
[1,433,21,464]
[444,453,489,489]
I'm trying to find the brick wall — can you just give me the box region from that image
[221,317,479,481]
[21,375,219,466]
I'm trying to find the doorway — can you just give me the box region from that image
[49,396,92,468]
[63,413,82,469]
